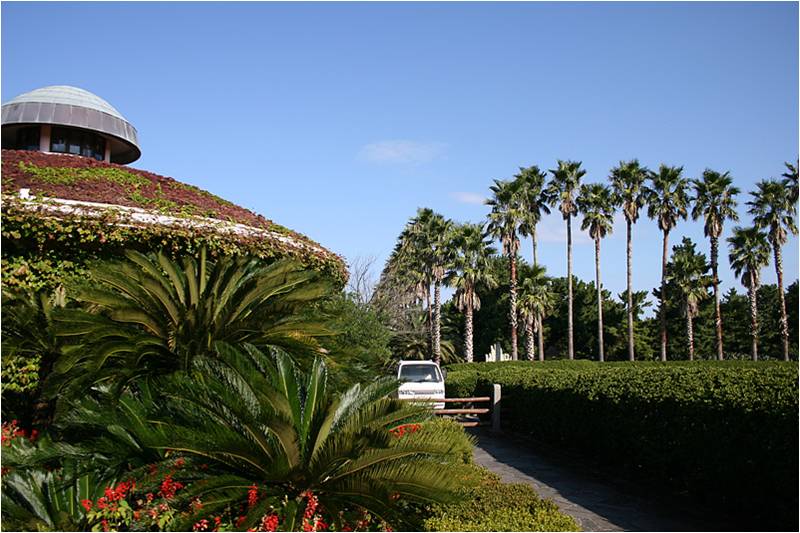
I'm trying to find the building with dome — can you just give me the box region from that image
[1,85,346,290]
[2,85,140,164]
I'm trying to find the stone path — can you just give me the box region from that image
[469,428,733,532]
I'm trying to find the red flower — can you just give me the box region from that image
[262,513,279,532]
[146,492,155,503]
[193,518,209,531]
[175,457,185,468]
[159,474,184,499]
[248,484,259,507]
[101,519,110,532]
[80,499,93,512]
[96,497,108,510]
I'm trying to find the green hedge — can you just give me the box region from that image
[424,464,579,532]
[446,361,799,530]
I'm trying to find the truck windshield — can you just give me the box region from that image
[398,364,442,383]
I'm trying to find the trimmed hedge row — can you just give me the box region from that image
[445,361,799,530]
[424,465,579,532]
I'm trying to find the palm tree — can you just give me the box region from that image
[60,343,467,531]
[666,238,712,360]
[577,183,616,362]
[691,169,740,360]
[518,265,554,361]
[547,160,586,360]
[486,179,524,360]
[389,310,458,363]
[47,250,335,397]
[727,227,771,360]
[610,159,649,361]
[420,210,454,365]
[398,213,435,347]
[644,165,690,361]
[515,165,552,359]
[783,160,798,206]
[748,180,798,360]
[447,223,497,362]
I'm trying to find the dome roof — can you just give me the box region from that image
[5,85,127,121]
[2,85,140,164]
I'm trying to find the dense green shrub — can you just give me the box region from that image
[446,361,799,530]
[424,465,579,532]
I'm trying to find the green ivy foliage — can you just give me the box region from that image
[1,353,40,393]
[445,361,799,530]
[1,196,347,292]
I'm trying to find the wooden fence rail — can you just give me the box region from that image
[399,384,501,431]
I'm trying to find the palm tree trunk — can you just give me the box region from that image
[711,236,724,360]
[595,236,604,362]
[773,242,789,361]
[660,230,669,362]
[749,273,759,362]
[534,230,544,361]
[433,278,442,364]
[626,218,635,361]
[687,311,694,361]
[465,299,474,363]
[567,216,574,360]
[526,318,535,361]
[509,253,519,361]
[425,285,432,352]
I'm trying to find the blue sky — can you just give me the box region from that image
[3,2,798,311]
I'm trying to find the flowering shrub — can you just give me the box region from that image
[1,419,38,447]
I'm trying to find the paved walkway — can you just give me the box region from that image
[469,428,733,532]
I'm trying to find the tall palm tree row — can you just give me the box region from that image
[447,223,497,362]
[644,165,690,361]
[546,160,586,360]
[486,179,525,360]
[610,160,649,361]
[666,238,712,361]
[577,183,617,362]
[381,158,797,362]
[727,227,772,360]
[747,180,798,361]
[515,166,553,359]
[691,170,740,360]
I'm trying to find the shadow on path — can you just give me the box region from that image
[469,428,737,532]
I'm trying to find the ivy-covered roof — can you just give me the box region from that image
[1,149,347,284]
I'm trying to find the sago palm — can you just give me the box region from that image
[727,226,771,360]
[547,160,586,360]
[447,223,497,362]
[691,169,739,360]
[748,180,798,360]
[486,178,525,360]
[666,238,711,361]
[47,249,334,398]
[518,265,554,361]
[515,165,552,359]
[610,159,649,361]
[644,165,690,361]
[66,343,468,531]
[577,183,616,362]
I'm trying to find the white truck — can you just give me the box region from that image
[396,360,446,409]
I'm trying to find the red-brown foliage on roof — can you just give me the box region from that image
[1,149,325,251]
